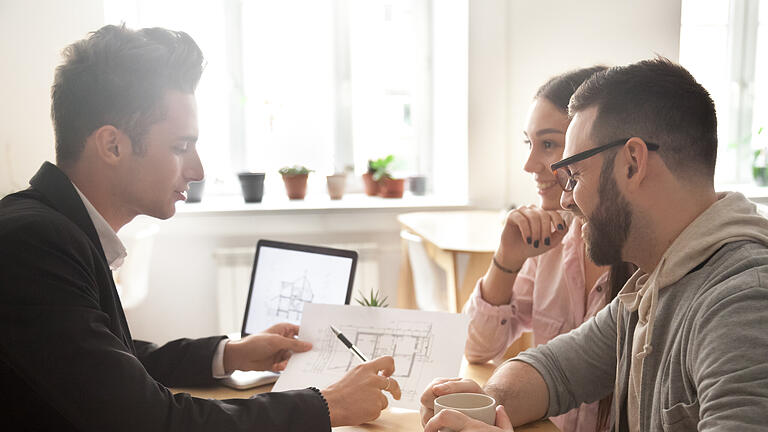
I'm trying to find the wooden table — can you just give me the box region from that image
[397,211,504,313]
[172,359,557,431]
[397,210,533,359]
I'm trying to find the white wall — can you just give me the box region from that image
[0,0,104,195]
[468,0,682,210]
[468,0,510,209]
[505,0,682,208]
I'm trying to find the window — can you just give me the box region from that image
[679,0,768,186]
[105,0,468,200]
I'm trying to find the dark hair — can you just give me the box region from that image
[51,24,205,166]
[569,57,718,183]
[535,65,608,113]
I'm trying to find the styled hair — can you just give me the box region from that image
[51,24,204,165]
[569,57,718,182]
[535,65,608,113]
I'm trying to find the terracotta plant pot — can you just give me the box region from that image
[379,177,405,198]
[326,174,346,200]
[362,172,380,196]
[282,173,309,200]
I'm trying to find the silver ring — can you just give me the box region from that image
[383,377,390,391]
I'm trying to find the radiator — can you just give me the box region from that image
[213,243,381,335]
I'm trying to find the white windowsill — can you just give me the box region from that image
[175,192,471,216]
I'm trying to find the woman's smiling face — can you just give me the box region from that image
[522,97,571,210]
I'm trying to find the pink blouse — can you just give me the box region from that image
[463,221,610,432]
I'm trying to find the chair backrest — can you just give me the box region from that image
[400,230,449,311]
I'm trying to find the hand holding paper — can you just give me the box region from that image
[223,323,312,373]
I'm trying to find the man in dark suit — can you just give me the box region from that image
[0,24,400,431]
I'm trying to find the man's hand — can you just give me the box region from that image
[424,405,514,432]
[321,356,402,427]
[223,323,312,373]
[420,377,485,426]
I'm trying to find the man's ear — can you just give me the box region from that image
[620,137,650,191]
[90,125,131,165]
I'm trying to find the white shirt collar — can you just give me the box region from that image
[71,183,127,270]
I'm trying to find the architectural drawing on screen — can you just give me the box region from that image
[267,272,314,322]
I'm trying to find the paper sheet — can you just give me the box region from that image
[272,303,469,409]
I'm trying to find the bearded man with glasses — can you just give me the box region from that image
[420,57,768,432]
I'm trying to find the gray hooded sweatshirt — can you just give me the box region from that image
[514,192,768,431]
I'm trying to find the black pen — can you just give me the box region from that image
[330,325,369,363]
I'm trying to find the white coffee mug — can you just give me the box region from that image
[434,392,497,431]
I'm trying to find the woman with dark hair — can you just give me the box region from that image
[462,66,634,432]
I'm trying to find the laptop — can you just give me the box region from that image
[222,239,357,389]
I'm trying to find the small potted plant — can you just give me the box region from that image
[355,288,389,307]
[186,179,206,203]
[372,156,405,198]
[408,175,427,196]
[279,165,313,200]
[363,155,393,196]
[326,172,346,200]
[237,172,266,203]
[378,174,405,198]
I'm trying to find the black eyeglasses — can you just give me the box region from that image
[550,138,659,192]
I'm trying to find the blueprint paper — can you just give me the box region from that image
[272,303,470,409]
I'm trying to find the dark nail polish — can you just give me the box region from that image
[533,240,539,248]
[527,237,532,244]
[544,237,550,246]
[557,224,564,230]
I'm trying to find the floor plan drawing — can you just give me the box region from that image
[272,303,469,409]
[268,272,314,322]
[314,323,432,375]
[243,246,354,335]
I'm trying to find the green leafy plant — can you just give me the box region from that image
[367,155,395,181]
[355,288,389,307]
[278,165,313,176]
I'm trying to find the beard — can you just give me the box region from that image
[583,157,632,266]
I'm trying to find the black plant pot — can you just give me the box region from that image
[238,172,266,203]
[186,180,205,203]
[408,175,427,196]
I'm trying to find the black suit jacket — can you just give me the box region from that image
[0,162,330,431]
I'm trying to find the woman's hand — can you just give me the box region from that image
[495,206,569,271]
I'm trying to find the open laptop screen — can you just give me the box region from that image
[241,240,357,336]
